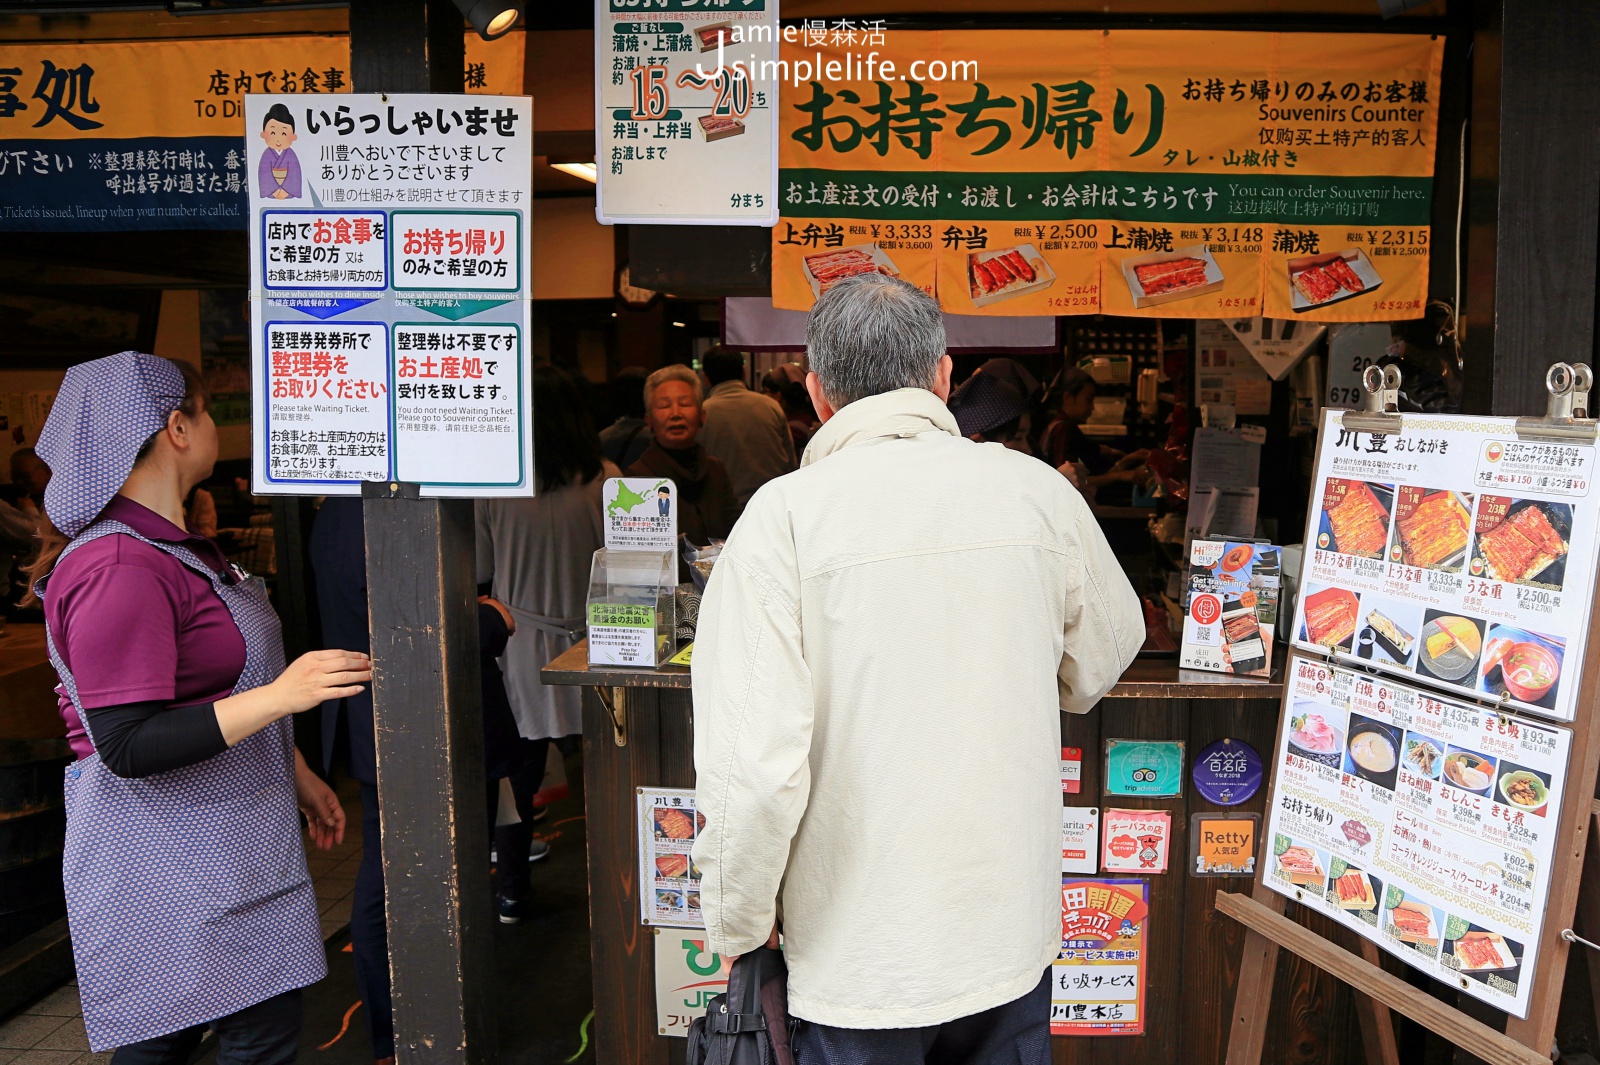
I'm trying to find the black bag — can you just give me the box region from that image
[685,946,794,1065]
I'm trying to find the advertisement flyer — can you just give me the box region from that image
[1195,320,1271,415]
[1264,657,1571,1017]
[1180,539,1281,676]
[1052,878,1149,1036]
[595,0,779,225]
[1292,410,1600,722]
[638,787,706,928]
[653,928,730,1038]
[604,477,679,552]
[1062,807,1100,874]
[1101,808,1172,873]
[774,29,1442,319]
[246,93,535,498]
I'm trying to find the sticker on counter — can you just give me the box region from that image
[1052,878,1149,1037]
[1191,738,1263,806]
[1101,809,1172,874]
[1062,807,1099,874]
[1191,813,1258,876]
[1061,747,1083,794]
[638,787,705,928]
[654,928,729,1038]
[1105,739,1185,798]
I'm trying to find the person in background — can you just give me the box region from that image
[185,485,218,538]
[599,366,653,468]
[699,347,797,511]
[947,358,1089,495]
[0,456,41,609]
[1382,299,1463,413]
[762,364,817,456]
[476,365,618,922]
[1038,368,1149,497]
[11,447,50,509]
[28,352,365,1065]
[628,364,738,580]
[691,275,1142,1063]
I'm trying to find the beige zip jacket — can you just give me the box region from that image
[691,387,1144,1029]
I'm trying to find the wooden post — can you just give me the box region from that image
[1464,0,1600,417]
[349,6,493,1065]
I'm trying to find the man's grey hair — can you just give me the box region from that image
[642,363,703,409]
[805,273,946,408]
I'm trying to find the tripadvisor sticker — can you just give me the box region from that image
[1190,813,1259,877]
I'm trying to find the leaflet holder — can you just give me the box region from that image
[1339,363,1404,435]
[1514,362,1599,443]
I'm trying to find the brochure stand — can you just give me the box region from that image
[1222,364,1600,1065]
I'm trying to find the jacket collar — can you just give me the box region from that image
[802,388,959,467]
[708,380,747,398]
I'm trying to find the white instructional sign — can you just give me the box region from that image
[1265,657,1571,1017]
[1294,410,1600,722]
[604,476,679,553]
[246,93,534,497]
[595,0,779,225]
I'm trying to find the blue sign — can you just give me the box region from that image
[1191,738,1263,806]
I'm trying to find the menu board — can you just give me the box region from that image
[1264,657,1571,1017]
[1293,410,1600,722]
[638,787,705,928]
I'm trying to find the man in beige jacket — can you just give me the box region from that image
[691,273,1144,1062]
[699,347,798,511]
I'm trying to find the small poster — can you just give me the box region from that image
[1264,657,1572,1017]
[1191,738,1263,806]
[1105,739,1184,797]
[1061,747,1082,794]
[604,476,679,553]
[1180,540,1281,676]
[653,927,729,1038]
[1195,320,1272,415]
[589,603,660,667]
[1051,878,1149,1036]
[1062,807,1099,874]
[1101,809,1171,874]
[638,787,705,927]
[1191,813,1259,876]
[1295,409,1600,722]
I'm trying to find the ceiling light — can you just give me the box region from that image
[672,321,687,328]
[550,162,598,183]
[452,0,522,40]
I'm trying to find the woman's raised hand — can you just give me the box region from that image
[272,649,372,714]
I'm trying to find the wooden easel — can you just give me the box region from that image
[1222,364,1600,1065]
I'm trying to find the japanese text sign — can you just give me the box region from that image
[595,0,780,224]
[246,93,534,498]
[639,787,706,928]
[773,29,1442,320]
[0,35,522,231]
[1052,878,1149,1036]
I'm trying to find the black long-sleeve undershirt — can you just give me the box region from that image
[84,700,228,778]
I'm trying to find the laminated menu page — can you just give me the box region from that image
[1180,539,1281,676]
[1292,409,1600,722]
[638,788,706,928]
[1264,656,1571,1017]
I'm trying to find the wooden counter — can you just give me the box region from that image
[544,641,1358,1065]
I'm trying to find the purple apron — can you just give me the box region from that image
[41,519,326,1051]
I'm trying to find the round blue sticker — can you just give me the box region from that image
[1192,738,1262,806]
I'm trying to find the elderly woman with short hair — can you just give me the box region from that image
[627,363,740,580]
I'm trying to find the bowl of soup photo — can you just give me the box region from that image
[1501,641,1560,704]
[1346,721,1400,786]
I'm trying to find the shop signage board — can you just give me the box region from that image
[0,36,522,232]
[594,0,779,225]
[653,928,730,1038]
[1062,807,1099,874]
[1104,738,1184,797]
[1262,657,1571,1017]
[1052,878,1149,1036]
[638,787,705,928]
[1102,809,1171,873]
[773,30,1443,319]
[1192,738,1263,805]
[604,476,680,552]
[1292,409,1600,723]
[245,93,534,497]
[1191,813,1258,876]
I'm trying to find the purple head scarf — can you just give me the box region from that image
[36,351,188,538]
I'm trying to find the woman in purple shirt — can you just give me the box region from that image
[25,352,370,1065]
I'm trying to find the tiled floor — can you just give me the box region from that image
[0,789,365,1061]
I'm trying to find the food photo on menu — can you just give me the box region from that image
[1383,889,1443,957]
[1120,245,1224,307]
[1272,837,1329,893]
[1445,924,1524,990]
[1478,625,1565,711]
[1343,714,1402,792]
[1287,249,1383,311]
[1416,610,1485,686]
[1317,477,1394,559]
[1470,497,1572,588]
[1439,743,1497,798]
[1353,591,1423,669]
[1327,859,1383,927]
[967,245,1056,307]
[1286,698,1347,768]
[1400,728,1447,782]
[1389,486,1473,572]
[1300,583,1359,653]
[801,244,900,299]
[1493,760,1553,817]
